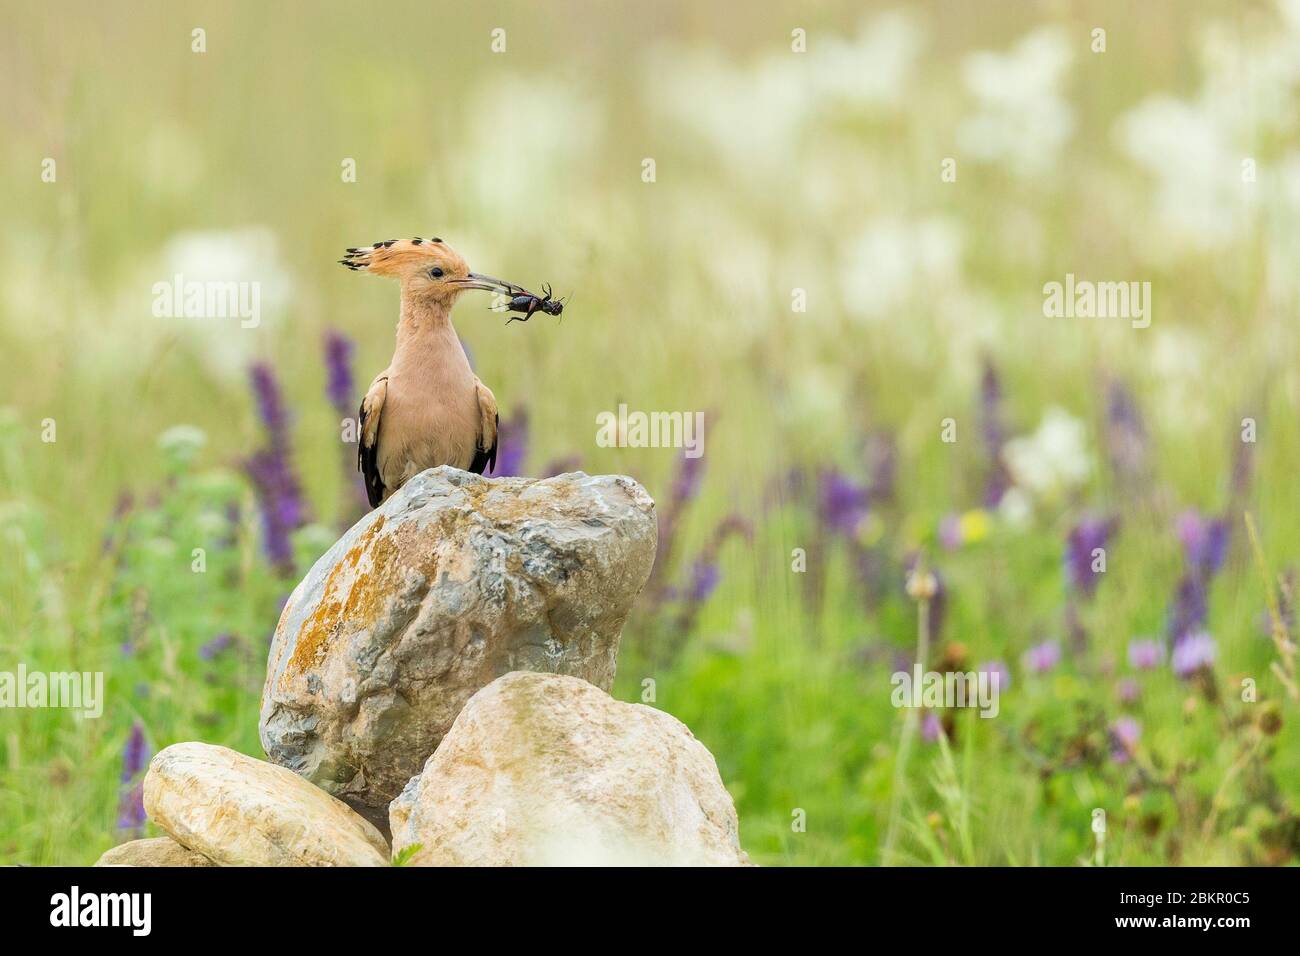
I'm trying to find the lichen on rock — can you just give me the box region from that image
[259,467,657,828]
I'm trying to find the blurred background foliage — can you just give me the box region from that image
[2,0,1299,865]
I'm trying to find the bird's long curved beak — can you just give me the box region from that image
[448,272,528,296]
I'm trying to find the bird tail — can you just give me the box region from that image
[339,238,443,276]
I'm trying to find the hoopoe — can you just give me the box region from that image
[339,237,532,507]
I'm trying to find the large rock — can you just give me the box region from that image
[143,742,389,866]
[389,672,751,866]
[94,836,214,867]
[260,468,656,828]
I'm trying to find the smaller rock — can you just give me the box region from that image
[144,742,389,867]
[390,672,751,866]
[94,837,215,867]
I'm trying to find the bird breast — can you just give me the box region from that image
[378,335,481,482]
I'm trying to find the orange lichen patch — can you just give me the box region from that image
[279,482,606,690]
[282,511,476,686]
[284,515,388,683]
[463,478,582,525]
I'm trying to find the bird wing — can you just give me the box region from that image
[358,371,389,507]
[469,378,498,476]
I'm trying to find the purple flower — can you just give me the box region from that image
[818,471,869,537]
[671,453,706,507]
[101,490,135,554]
[686,560,721,604]
[1109,716,1141,763]
[1023,640,1061,674]
[245,448,304,570]
[1172,632,1216,679]
[1165,509,1230,648]
[1116,678,1140,704]
[1065,514,1117,596]
[1177,510,1228,577]
[1105,381,1148,481]
[930,569,948,641]
[250,363,290,450]
[692,516,750,591]
[199,633,236,661]
[865,430,897,504]
[322,335,374,520]
[491,409,529,477]
[921,711,944,743]
[651,452,710,596]
[322,329,356,416]
[777,466,807,504]
[939,514,963,551]
[671,514,751,633]
[1167,573,1208,643]
[116,783,146,833]
[980,359,1012,507]
[978,660,1010,692]
[244,364,307,571]
[121,723,148,780]
[115,722,150,833]
[1127,638,1164,670]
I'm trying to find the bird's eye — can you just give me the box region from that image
[429,267,444,278]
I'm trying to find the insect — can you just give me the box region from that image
[501,283,565,323]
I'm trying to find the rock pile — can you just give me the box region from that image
[96,467,750,866]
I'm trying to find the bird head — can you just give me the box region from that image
[339,237,524,308]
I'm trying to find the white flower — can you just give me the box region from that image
[1149,329,1211,433]
[998,487,1034,529]
[1265,154,1300,310]
[643,47,804,176]
[1151,328,1205,383]
[195,510,230,538]
[840,217,963,321]
[449,75,603,225]
[1003,407,1092,499]
[958,27,1075,177]
[810,12,923,108]
[158,227,294,379]
[1114,95,1247,250]
[162,227,291,309]
[643,12,923,180]
[780,365,848,452]
[1110,4,1300,256]
[157,424,207,467]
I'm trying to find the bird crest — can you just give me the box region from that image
[339,237,461,277]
